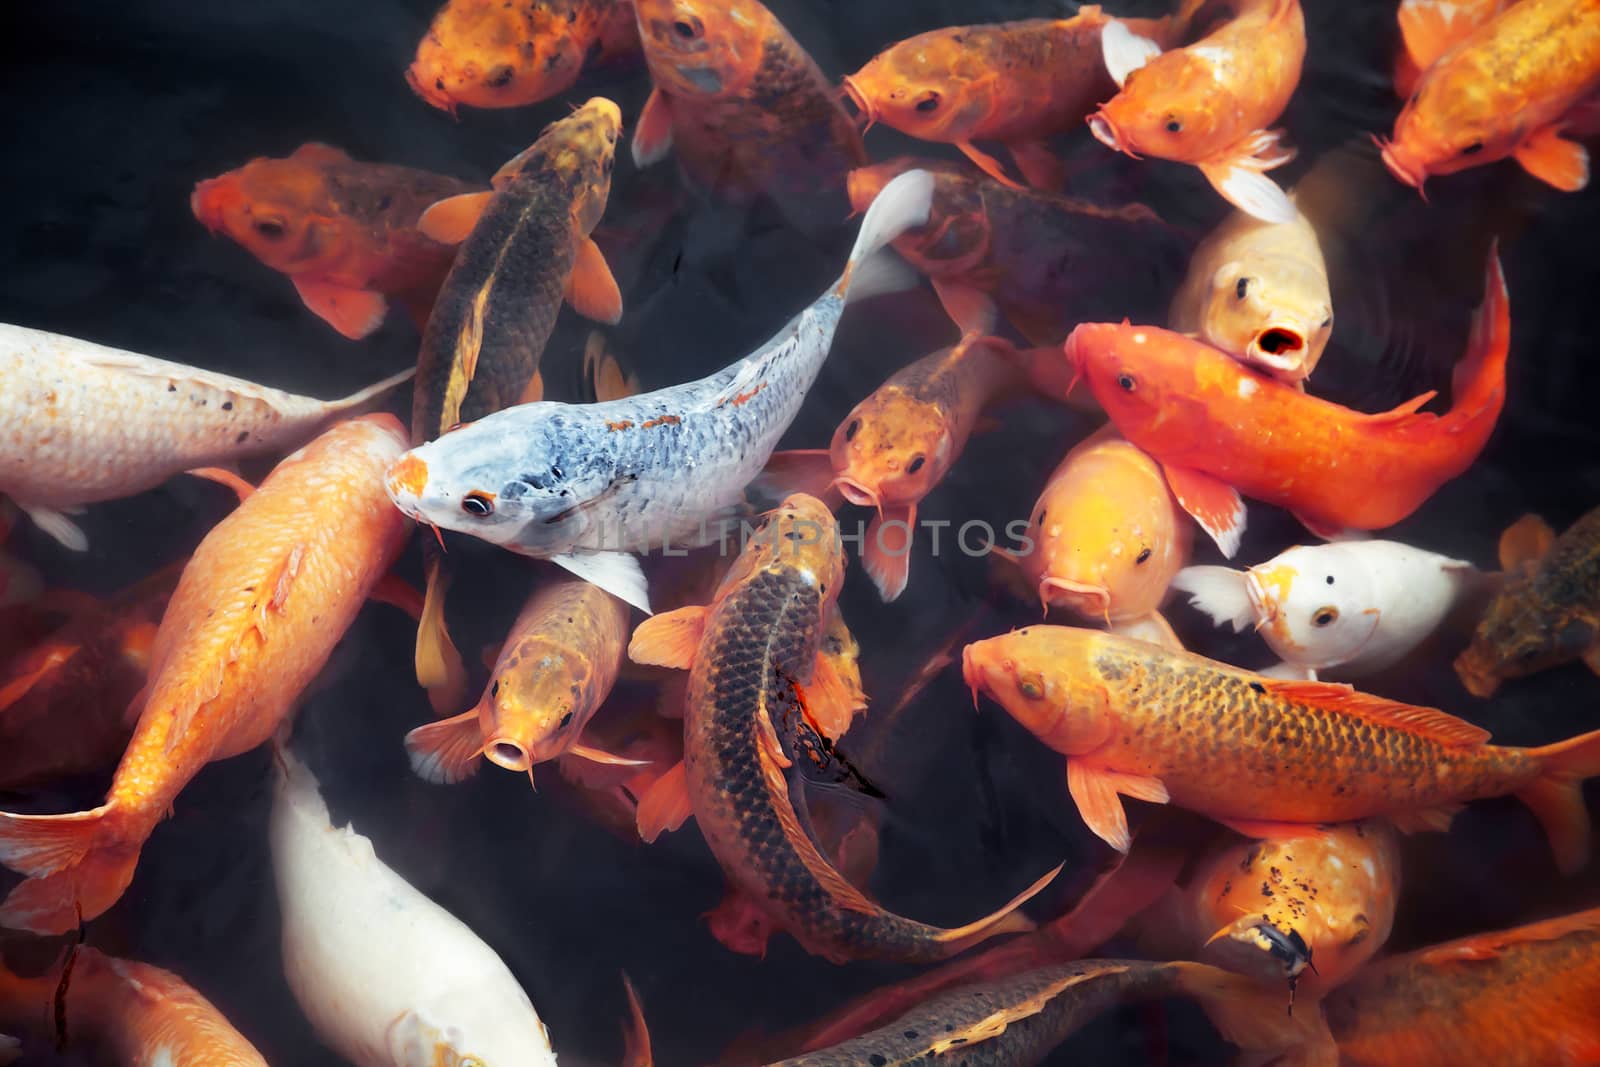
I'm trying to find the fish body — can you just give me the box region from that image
[846,158,1186,345]
[408,0,639,112]
[1090,0,1306,222]
[0,947,267,1066]
[961,626,1600,872]
[1063,251,1509,554]
[1323,907,1600,1067]
[386,168,935,613]
[271,748,558,1067]
[1167,202,1333,385]
[1380,0,1600,193]
[841,8,1182,189]
[1457,506,1600,697]
[629,0,866,203]
[1391,0,1512,99]
[628,495,1053,963]
[0,323,410,550]
[405,578,631,784]
[0,414,409,934]
[1007,434,1189,648]
[1175,540,1477,679]
[191,143,477,339]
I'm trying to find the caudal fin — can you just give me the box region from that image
[935,862,1063,957]
[1521,727,1600,874]
[1449,248,1510,419]
[0,806,137,934]
[838,169,934,300]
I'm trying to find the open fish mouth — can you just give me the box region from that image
[1039,577,1111,623]
[833,475,881,514]
[1247,326,1308,373]
[485,737,532,773]
[1088,111,1137,157]
[1374,135,1427,195]
[840,75,877,133]
[1453,646,1502,698]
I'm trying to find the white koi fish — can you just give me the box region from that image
[384,168,934,613]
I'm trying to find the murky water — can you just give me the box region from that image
[4,1,1599,1064]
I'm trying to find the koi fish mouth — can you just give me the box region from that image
[1247,326,1308,374]
[1209,920,1314,980]
[1088,110,1138,158]
[1452,646,1502,698]
[1244,572,1277,631]
[1373,135,1426,197]
[405,64,461,118]
[189,179,228,231]
[1038,577,1111,624]
[833,475,882,515]
[840,75,877,133]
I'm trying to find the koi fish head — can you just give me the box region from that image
[535,96,624,234]
[1063,323,1192,444]
[1245,545,1382,671]
[1199,255,1332,383]
[1021,439,1190,623]
[719,494,846,601]
[634,0,766,99]
[829,387,953,511]
[406,0,591,113]
[191,145,354,276]
[1380,69,1510,191]
[483,638,599,772]
[388,1004,552,1067]
[1090,53,1236,165]
[1455,579,1597,698]
[843,33,997,141]
[962,628,1115,756]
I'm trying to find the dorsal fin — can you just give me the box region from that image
[1258,678,1492,748]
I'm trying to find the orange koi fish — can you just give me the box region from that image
[1001,433,1189,651]
[1091,0,1306,223]
[1391,0,1511,100]
[1456,506,1600,697]
[847,158,1186,344]
[842,6,1185,190]
[556,694,684,841]
[1061,251,1509,555]
[192,143,479,339]
[0,414,409,934]
[1323,906,1600,1067]
[963,626,1600,873]
[630,0,867,204]
[1380,0,1600,194]
[0,947,267,1065]
[405,578,636,786]
[408,0,639,113]
[629,494,1057,963]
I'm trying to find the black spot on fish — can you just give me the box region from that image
[1250,681,1265,693]
[236,431,249,443]
[221,401,233,411]
[869,1056,886,1067]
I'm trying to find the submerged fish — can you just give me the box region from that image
[191,143,479,339]
[271,747,558,1067]
[963,626,1600,873]
[1091,0,1306,222]
[841,6,1184,190]
[1167,200,1333,385]
[1062,250,1509,555]
[629,494,1057,963]
[846,159,1185,344]
[629,0,866,204]
[1323,906,1600,1067]
[0,323,409,551]
[408,0,639,113]
[386,168,934,613]
[1456,506,1600,697]
[1391,0,1511,100]
[1379,0,1600,194]
[0,415,409,934]
[1176,540,1479,679]
[405,578,634,785]
[0,947,267,1066]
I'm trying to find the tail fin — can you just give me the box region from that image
[1173,961,1338,1066]
[837,169,934,300]
[0,822,137,936]
[0,807,111,878]
[328,367,417,415]
[935,862,1063,956]
[1521,727,1600,874]
[1448,248,1510,418]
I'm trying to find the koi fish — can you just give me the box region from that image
[405,578,635,786]
[962,626,1600,873]
[0,947,267,1066]
[1456,506,1600,697]
[1137,821,1401,1004]
[1176,540,1479,680]
[769,958,1305,1067]
[271,747,558,1067]
[408,0,639,113]
[191,143,479,339]
[556,695,684,841]
[406,96,623,713]
[0,414,409,934]
[1092,0,1306,223]
[385,168,934,614]
[1323,906,1600,1067]
[1001,433,1189,651]
[629,0,867,204]
[774,335,1023,601]
[1379,0,1600,194]
[1167,199,1333,385]
[1062,250,1509,555]
[0,323,410,551]
[846,158,1186,344]
[841,6,1185,190]
[1391,0,1512,100]
[628,494,1057,963]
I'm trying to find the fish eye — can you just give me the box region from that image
[558,711,574,729]
[1235,277,1251,300]
[461,491,495,517]
[253,218,287,239]
[1462,140,1484,155]
[1164,116,1182,133]
[845,418,860,441]
[1017,675,1044,700]
[1116,373,1137,392]
[1312,606,1339,627]
[672,16,703,39]
[915,91,941,113]
[907,454,925,474]
[1321,315,1333,329]
[1136,547,1152,565]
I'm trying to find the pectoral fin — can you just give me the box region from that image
[418,191,493,245]
[1514,126,1589,192]
[753,449,839,505]
[551,552,650,614]
[1101,18,1162,87]
[0,643,80,713]
[1008,140,1066,190]
[1498,514,1555,571]
[1067,761,1169,852]
[404,710,485,785]
[1110,611,1182,651]
[1171,566,1254,632]
[566,743,652,768]
[930,279,999,338]
[291,277,389,340]
[518,369,545,404]
[1160,464,1246,558]
[1197,156,1297,224]
[861,503,915,603]
[632,88,674,168]
[566,237,624,324]
[635,760,693,843]
[628,605,708,670]
[955,140,1024,189]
